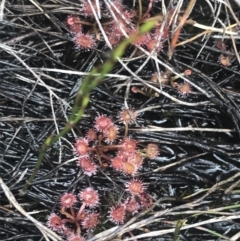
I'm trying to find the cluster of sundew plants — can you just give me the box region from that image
[131,68,193,98]
[47,109,159,241]
[66,0,170,52]
[47,1,212,239]
[66,0,198,98]
[214,39,235,67]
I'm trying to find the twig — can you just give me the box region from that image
[0,178,62,241]
[0,0,6,20]
[130,126,234,132]
[121,215,240,240]
[169,0,196,59]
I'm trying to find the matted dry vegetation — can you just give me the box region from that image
[1,0,240,241]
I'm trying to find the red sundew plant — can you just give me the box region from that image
[125,179,145,196]
[65,0,171,52]
[47,187,100,239]
[109,0,125,15]
[74,33,96,50]
[74,109,159,175]
[108,204,126,225]
[47,213,65,231]
[46,0,182,239]
[75,138,89,156]
[121,138,137,153]
[77,157,97,176]
[86,129,97,141]
[111,156,123,170]
[130,30,150,46]
[121,161,138,175]
[125,198,140,214]
[145,143,159,159]
[81,1,100,17]
[48,106,158,237]
[67,16,82,33]
[61,193,77,208]
[103,124,118,143]
[94,115,113,132]
[47,107,161,240]
[119,108,138,124]
[129,151,143,168]
[81,212,99,229]
[139,192,153,209]
[73,110,156,221]
[145,37,163,52]
[177,82,192,97]
[214,39,227,51]
[79,187,99,208]
[218,54,232,67]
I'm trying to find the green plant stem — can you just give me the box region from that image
[21,19,155,194]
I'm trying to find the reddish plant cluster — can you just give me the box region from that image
[73,108,158,226]
[47,110,158,238]
[66,0,170,51]
[113,179,153,220]
[99,176,154,225]
[75,109,159,176]
[48,108,159,238]
[131,69,193,98]
[108,178,153,225]
[47,188,100,241]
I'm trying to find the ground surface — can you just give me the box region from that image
[1,0,240,241]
